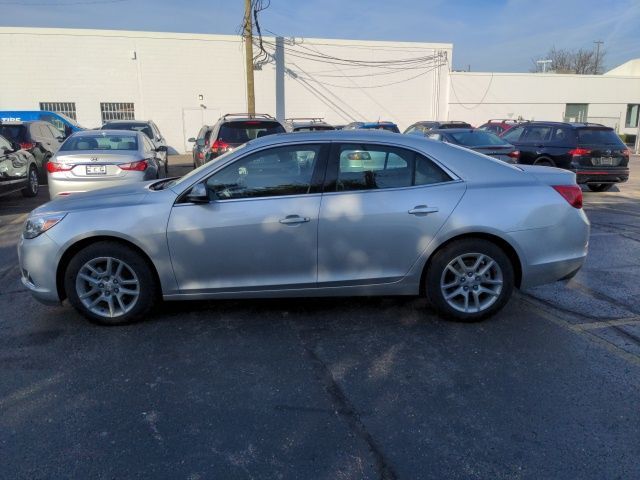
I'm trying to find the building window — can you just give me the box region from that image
[39,102,77,120]
[100,102,135,123]
[626,104,639,129]
[564,104,589,123]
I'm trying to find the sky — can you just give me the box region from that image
[2,0,639,72]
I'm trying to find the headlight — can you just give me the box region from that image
[23,213,67,239]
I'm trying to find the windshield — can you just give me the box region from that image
[60,133,138,151]
[219,121,285,144]
[103,122,154,139]
[362,124,400,133]
[448,130,509,147]
[577,128,625,146]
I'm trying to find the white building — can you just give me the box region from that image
[0,27,638,153]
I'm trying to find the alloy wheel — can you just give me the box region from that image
[440,253,503,313]
[75,257,140,318]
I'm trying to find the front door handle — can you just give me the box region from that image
[408,205,438,215]
[279,215,311,225]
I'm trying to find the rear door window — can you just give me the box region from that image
[218,121,285,144]
[549,127,575,145]
[522,126,552,143]
[334,144,451,192]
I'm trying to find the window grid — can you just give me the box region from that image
[100,102,135,123]
[39,102,77,120]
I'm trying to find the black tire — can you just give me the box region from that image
[425,238,515,322]
[21,165,39,197]
[534,158,555,167]
[587,183,613,192]
[64,241,158,326]
[40,156,51,184]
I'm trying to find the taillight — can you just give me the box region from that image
[552,185,583,209]
[197,152,204,159]
[19,142,36,150]
[119,160,148,171]
[568,148,591,157]
[622,149,630,158]
[507,150,520,159]
[46,162,73,173]
[211,139,230,154]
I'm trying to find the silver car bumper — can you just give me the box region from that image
[515,208,590,289]
[48,171,152,198]
[18,233,62,305]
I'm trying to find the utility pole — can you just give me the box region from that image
[244,0,255,114]
[593,40,604,74]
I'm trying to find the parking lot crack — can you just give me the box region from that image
[289,322,398,480]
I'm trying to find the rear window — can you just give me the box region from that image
[0,125,27,141]
[293,126,335,132]
[218,121,285,144]
[61,134,138,151]
[448,130,509,147]
[103,122,153,139]
[440,123,472,129]
[577,128,624,146]
[361,124,400,133]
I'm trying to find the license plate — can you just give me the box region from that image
[594,157,615,166]
[86,165,107,175]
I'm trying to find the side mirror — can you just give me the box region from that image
[155,145,168,152]
[185,182,210,203]
[188,137,196,143]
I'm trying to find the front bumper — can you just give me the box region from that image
[574,167,629,185]
[18,233,62,305]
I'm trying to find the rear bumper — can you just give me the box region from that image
[574,167,629,184]
[48,173,151,198]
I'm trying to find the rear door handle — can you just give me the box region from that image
[279,215,310,225]
[408,205,438,215]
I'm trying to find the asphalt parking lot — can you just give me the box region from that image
[1,156,639,479]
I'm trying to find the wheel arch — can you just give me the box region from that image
[533,156,556,167]
[419,232,523,294]
[55,235,162,301]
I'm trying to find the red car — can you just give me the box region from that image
[478,119,524,135]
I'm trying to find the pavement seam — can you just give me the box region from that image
[573,317,640,331]
[288,321,398,480]
[517,294,640,367]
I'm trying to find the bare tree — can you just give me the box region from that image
[530,45,606,74]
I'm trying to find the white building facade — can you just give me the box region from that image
[0,27,638,153]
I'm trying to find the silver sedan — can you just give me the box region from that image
[19,130,589,325]
[47,130,163,198]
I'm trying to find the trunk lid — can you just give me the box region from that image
[518,164,577,186]
[55,151,142,177]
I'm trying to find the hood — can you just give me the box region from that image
[32,181,155,216]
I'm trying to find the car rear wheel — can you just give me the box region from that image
[587,183,613,192]
[534,158,555,167]
[65,241,158,325]
[426,239,514,322]
[21,165,39,197]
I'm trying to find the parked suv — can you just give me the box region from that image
[200,113,286,164]
[285,117,335,132]
[404,121,472,135]
[101,120,168,174]
[0,120,64,182]
[501,122,630,191]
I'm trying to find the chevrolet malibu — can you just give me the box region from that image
[19,131,589,325]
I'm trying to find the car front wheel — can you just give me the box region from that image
[426,239,514,322]
[64,241,158,325]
